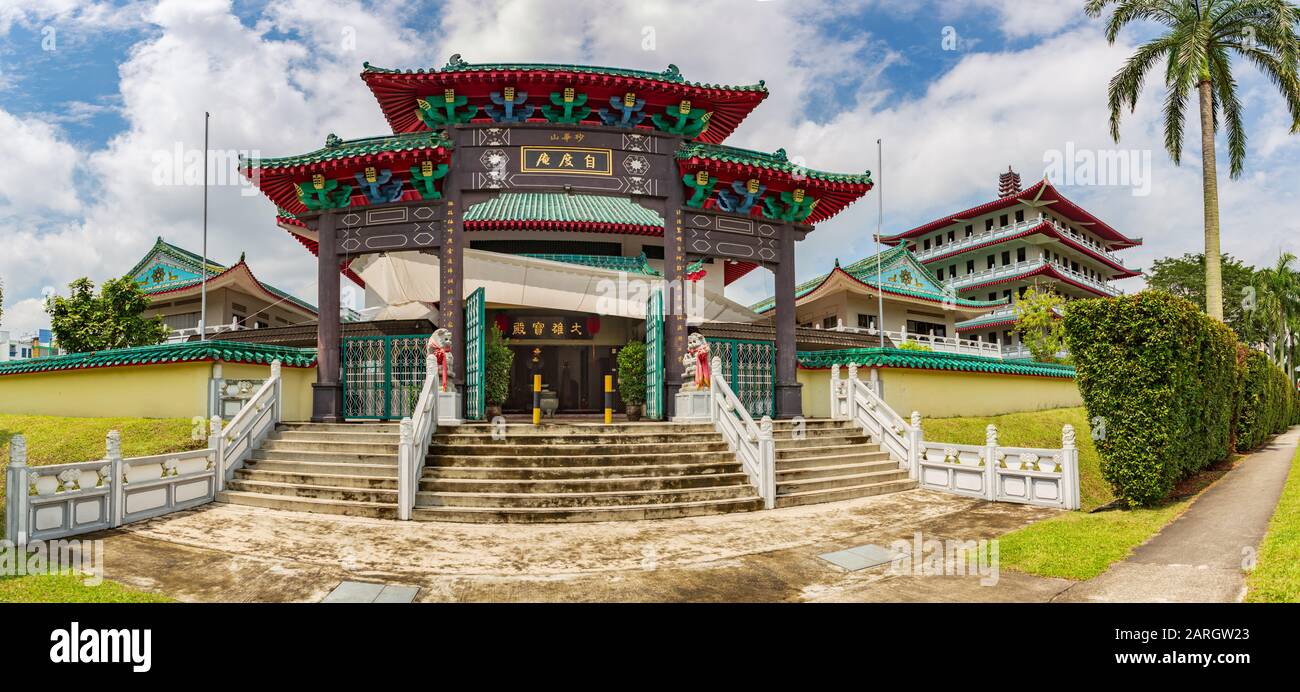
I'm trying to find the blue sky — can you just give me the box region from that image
[0,0,1297,334]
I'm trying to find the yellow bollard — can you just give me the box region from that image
[603,375,613,425]
[532,374,542,425]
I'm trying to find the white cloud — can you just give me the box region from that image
[0,108,81,217]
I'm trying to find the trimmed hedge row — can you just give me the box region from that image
[1064,291,1299,507]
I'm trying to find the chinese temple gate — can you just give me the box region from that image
[242,56,874,422]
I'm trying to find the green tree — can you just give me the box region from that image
[1014,285,1069,362]
[1086,0,1300,322]
[1247,252,1300,375]
[1146,252,1258,337]
[45,276,168,353]
[484,325,514,408]
[616,341,647,406]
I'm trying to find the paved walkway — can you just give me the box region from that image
[1056,427,1300,603]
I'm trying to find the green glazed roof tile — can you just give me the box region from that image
[362,60,767,93]
[521,253,661,276]
[464,193,664,227]
[676,142,874,185]
[797,348,1074,378]
[245,130,453,171]
[0,342,318,377]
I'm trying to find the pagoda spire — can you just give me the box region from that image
[998,165,1022,198]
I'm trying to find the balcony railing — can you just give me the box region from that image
[942,258,1123,297]
[912,214,1127,268]
[825,323,1004,358]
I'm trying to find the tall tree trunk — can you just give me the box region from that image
[1198,80,1224,321]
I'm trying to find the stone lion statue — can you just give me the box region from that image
[681,332,711,390]
[428,328,454,392]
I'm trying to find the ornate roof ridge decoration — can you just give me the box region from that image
[243,130,454,171]
[676,142,874,186]
[0,341,318,377]
[143,259,318,315]
[796,347,1076,379]
[127,236,226,285]
[750,245,1006,314]
[519,252,663,277]
[361,57,768,93]
[879,178,1142,248]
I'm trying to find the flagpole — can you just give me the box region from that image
[200,111,209,341]
[876,138,885,349]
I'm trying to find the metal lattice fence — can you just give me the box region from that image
[711,338,775,418]
[342,334,430,420]
[645,289,664,420]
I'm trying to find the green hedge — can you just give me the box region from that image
[1235,346,1297,451]
[1064,292,1241,507]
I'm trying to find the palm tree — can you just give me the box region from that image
[1252,252,1300,373]
[1086,0,1300,321]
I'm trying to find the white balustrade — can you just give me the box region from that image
[709,356,776,509]
[5,359,286,544]
[828,363,1079,510]
[913,215,1128,268]
[397,353,440,520]
[831,325,1002,358]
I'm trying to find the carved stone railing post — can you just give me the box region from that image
[6,434,28,545]
[829,364,842,420]
[1061,424,1079,510]
[209,415,225,492]
[106,430,124,527]
[908,411,922,479]
[709,356,722,424]
[398,417,414,521]
[758,416,776,509]
[270,359,283,424]
[983,424,999,501]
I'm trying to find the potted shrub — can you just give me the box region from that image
[484,325,514,419]
[617,341,647,421]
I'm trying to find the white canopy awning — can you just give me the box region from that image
[354,249,759,325]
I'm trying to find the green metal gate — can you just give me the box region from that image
[711,338,775,418]
[645,289,664,420]
[465,287,486,421]
[342,334,431,420]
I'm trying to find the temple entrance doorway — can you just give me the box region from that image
[505,344,619,414]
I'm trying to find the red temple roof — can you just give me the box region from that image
[361,58,768,144]
[880,179,1142,249]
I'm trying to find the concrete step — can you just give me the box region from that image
[429,431,731,446]
[427,450,734,466]
[423,461,743,480]
[418,472,752,494]
[216,491,399,519]
[278,423,402,434]
[259,440,400,455]
[446,422,719,435]
[273,431,402,444]
[778,443,882,461]
[426,440,731,456]
[772,434,873,451]
[244,458,399,477]
[776,469,911,494]
[252,449,398,465]
[410,496,764,523]
[233,469,399,489]
[415,484,756,509]
[225,478,397,504]
[775,459,901,480]
[773,479,917,509]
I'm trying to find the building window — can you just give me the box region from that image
[999,214,1009,227]
[965,224,973,237]
[1015,210,1025,223]
[1003,290,1012,301]
[821,316,837,329]
[255,320,270,329]
[1071,261,1079,272]
[799,322,813,329]
[935,235,942,247]
[857,314,876,330]
[1018,286,1028,299]
[985,219,994,231]
[988,292,997,301]
[966,259,975,274]
[233,314,246,327]
[907,320,946,337]
[1016,247,1026,262]
[1001,251,1011,265]
[987,255,995,269]
[947,230,955,242]
[231,303,247,313]
[988,331,999,344]
[937,268,944,280]
[924,238,932,251]
[948,264,957,278]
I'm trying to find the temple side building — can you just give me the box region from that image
[879,168,1142,357]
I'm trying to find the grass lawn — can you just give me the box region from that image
[925,406,1246,581]
[1245,446,1300,602]
[0,414,203,522]
[0,571,172,603]
[923,406,1112,510]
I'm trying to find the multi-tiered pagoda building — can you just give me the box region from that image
[879,169,1142,356]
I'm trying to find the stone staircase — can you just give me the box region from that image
[216,422,402,519]
[214,418,916,522]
